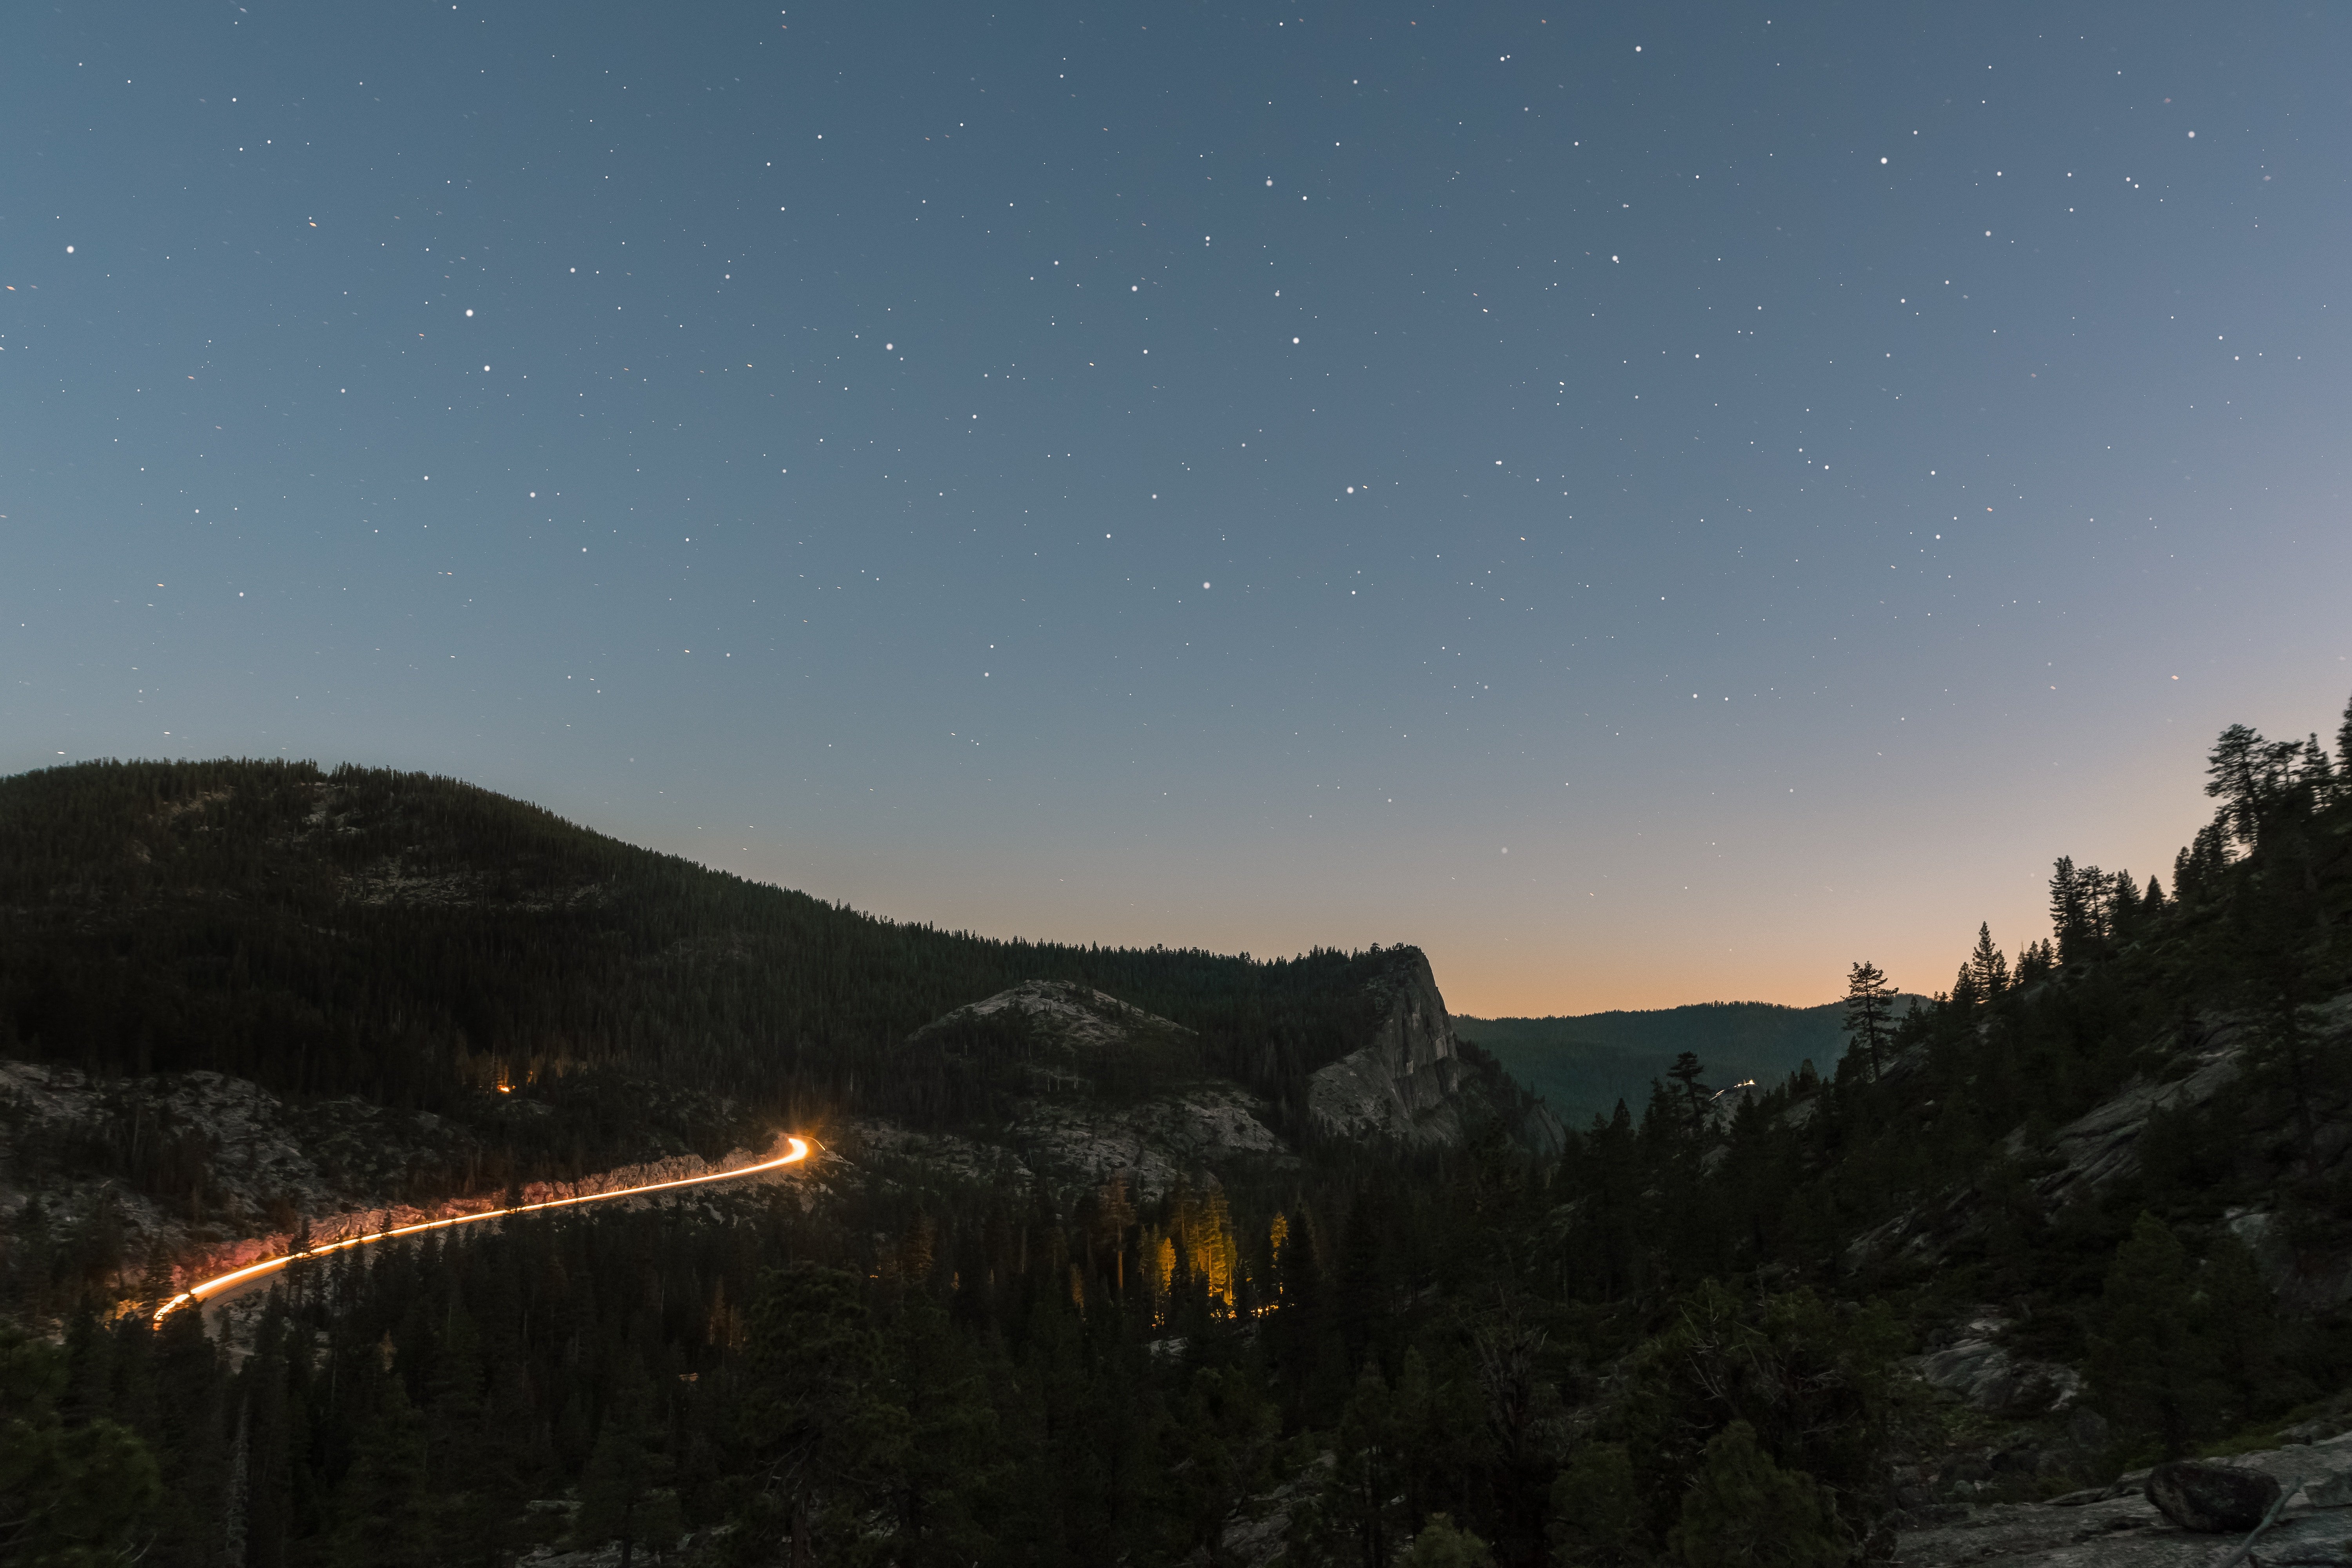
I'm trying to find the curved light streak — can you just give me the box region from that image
[153,1136,809,1323]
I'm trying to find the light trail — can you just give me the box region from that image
[152,1136,809,1323]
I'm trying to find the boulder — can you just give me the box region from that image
[2143,1459,2281,1533]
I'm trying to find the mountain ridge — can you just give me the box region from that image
[1459,996,1931,1126]
[0,758,1548,1280]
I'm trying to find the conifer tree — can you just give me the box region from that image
[2300,735,2337,809]
[574,1366,678,1568]
[334,1378,433,1568]
[1666,1052,1712,1128]
[1841,962,1896,1081]
[884,1291,998,1564]
[2048,858,2114,962]
[1169,1365,1281,1565]
[2199,1231,2288,1430]
[1666,1421,1848,1568]
[2087,1214,2220,1459]
[1966,924,2008,1003]
[2205,723,2308,848]
[737,1264,904,1566]
[0,1321,160,1566]
[150,1299,228,1567]
[1321,1361,1403,1568]
[1399,1513,1495,1568]
[1548,1441,1652,1567]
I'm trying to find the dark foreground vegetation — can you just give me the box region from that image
[4,692,2349,1567]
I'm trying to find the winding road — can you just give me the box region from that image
[154,1136,811,1322]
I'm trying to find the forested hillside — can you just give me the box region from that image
[1459,1000,1923,1128]
[0,760,1420,1160]
[3,692,2348,1568]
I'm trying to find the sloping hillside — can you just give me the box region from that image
[0,760,1552,1287]
[0,760,1426,1132]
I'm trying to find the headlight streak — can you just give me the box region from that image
[152,1136,810,1322]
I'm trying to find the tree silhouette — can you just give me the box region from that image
[1965,924,2008,1003]
[1841,962,1896,1081]
[1666,1053,1712,1129]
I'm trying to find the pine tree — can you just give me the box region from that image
[150,1299,228,1568]
[1666,1420,1848,1568]
[1323,1361,1403,1568]
[2205,724,2307,848]
[1965,924,2008,1004]
[2107,869,2144,942]
[334,1378,433,1568]
[2299,735,2337,810]
[2087,1214,2221,1459]
[1842,962,1896,1081]
[0,1320,160,1566]
[737,1263,904,1566]
[2206,724,2269,846]
[886,1291,999,1565]
[2199,1231,2288,1430]
[1169,1365,1281,1566]
[1667,1052,1712,1129]
[574,1366,679,1568]
[1548,1441,1653,1567]
[2048,858,2110,962]
[1398,1514,1495,1568]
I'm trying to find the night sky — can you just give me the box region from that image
[7,3,2349,1015]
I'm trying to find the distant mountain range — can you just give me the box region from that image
[1455,997,1929,1129]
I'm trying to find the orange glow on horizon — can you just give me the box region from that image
[152,1136,810,1323]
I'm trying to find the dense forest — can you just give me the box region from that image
[4,692,2349,1568]
[0,759,1426,1172]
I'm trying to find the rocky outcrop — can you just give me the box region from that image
[915,978,1196,1056]
[873,983,1294,1199]
[2024,1030,2247,1209]
[0,1059,484,1265]
[1909,1311,2084,1416]
[1897,1434,2352,1568]
[1004,1085,1288,1197]
[2145,1460,2281,1533]
[860,958,1555,1190]
[1305,953,1471,1147]
[1840,993,2352,1302]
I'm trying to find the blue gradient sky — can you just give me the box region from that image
[7,2,2348,1015]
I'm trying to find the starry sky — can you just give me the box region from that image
[7,3,2350,1016]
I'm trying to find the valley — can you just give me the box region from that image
[4,693,2349,1568]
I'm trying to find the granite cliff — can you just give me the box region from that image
[1305,951,1471,1146]
[843,962,1558,1199]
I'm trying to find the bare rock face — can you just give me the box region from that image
[0,1058,483,1263]
[1305,953,1470,1147]
[2143,1459,2281,1533]
[879,982,1293,1198]
[920,979,1194,1055]
[1895,1434,2352,1568]
[1909,1310,2084,1416]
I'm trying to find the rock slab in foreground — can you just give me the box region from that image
[2143,1459,2282,1533]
